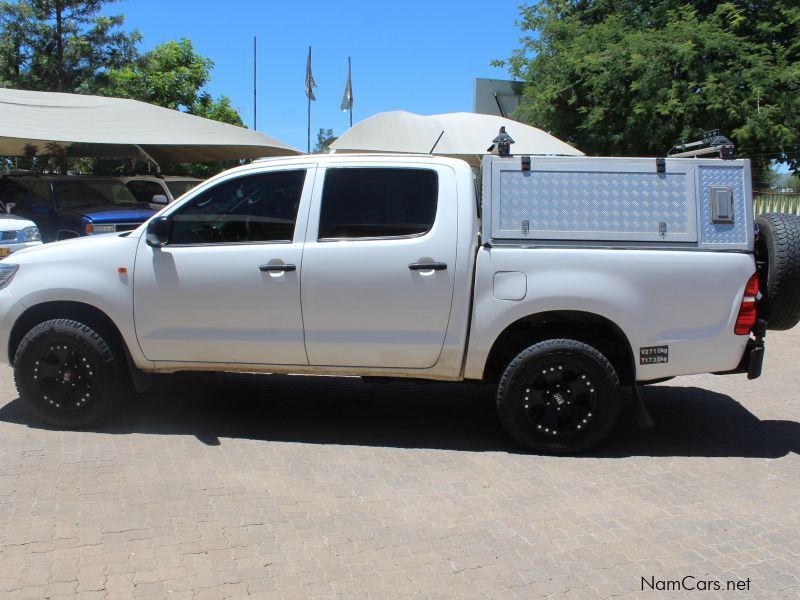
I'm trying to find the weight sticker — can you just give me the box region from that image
[640,345,669,365]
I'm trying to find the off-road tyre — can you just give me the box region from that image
[755,213,800,331]
[497,339,622,454]
[14,319,129,428]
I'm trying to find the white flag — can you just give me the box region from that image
[305,47,317,101]
[340,57,353,112]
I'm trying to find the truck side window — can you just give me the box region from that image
[169,170,306,245]
[319,168,438,239]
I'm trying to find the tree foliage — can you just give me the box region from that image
[498,1,800,177]
[103,38,243,126]
[0,2,245,174]
[314,128,337,153]
[103,38,211,111]
[0,0,139,93]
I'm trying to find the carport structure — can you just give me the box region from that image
[330,111,583,166]
[0,87,300,168]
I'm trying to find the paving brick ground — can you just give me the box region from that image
[0,329,799,599]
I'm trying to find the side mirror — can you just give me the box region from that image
[151,194,168,206]
[4,202,14,214]
[145,216,171,247]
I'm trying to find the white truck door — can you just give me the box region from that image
[301,164,458,368]
[133,168,313,365]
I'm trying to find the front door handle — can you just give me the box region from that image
[408,262,447,271]
[259,263,296,272]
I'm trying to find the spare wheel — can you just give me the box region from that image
[754,213,800,330]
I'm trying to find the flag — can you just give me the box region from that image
[305,46,317,101]
[340,57,353,112]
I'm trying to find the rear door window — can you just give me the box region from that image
[318,168,438,240]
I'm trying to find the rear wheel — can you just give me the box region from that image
[14,319,129,428]
[497,339,622,454]
[755,213,800,331]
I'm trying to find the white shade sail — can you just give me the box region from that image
[330,111,583,165]
[0,87,300,164]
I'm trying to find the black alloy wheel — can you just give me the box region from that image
[32,342,97,412]
[14,319,129,427]
[497,338,622,454]
[520,358,599,437]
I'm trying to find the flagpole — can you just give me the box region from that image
[307,46,312,153]
[348,56,353,128]
[253,36,257,130]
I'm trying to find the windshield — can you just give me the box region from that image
[165,180,200,199]
[53,180,139,209]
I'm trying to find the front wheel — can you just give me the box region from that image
[497,339,622,454]
[14,319,129,428]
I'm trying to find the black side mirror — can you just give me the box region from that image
[145,216,171,247]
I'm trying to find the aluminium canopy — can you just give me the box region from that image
[329,111,583,166]
[0,87,300,165]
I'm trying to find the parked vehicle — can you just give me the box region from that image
[0,150,798,453]
[119,175,203,210]
[0,202,42,257]
[0,176,155,242]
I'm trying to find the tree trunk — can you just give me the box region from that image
[54,0,64,92]
[54,0,67,174]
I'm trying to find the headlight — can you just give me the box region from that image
[86,224,115,235]
[21,226,40,242]
[0,263,18,289]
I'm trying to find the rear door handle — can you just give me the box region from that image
[259,263,296,272]
[408,262,447,271]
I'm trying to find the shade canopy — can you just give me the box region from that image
[0,87,300,164]
[330,111,583,165]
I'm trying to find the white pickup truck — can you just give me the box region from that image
[1,151,798,453]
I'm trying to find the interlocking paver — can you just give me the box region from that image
[1,330,800,598]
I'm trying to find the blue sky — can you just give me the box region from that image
[111,1,524,151]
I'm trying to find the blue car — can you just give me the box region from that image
[0,176,155,242]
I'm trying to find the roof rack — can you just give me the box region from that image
[668,130,735,159]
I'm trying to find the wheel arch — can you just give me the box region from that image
[481,310,635,385]
[9,301,128,366]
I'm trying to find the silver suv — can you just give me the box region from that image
[119,175,203,210]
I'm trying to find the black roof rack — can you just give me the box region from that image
[668,130,735,159]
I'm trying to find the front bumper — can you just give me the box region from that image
[0,241,43,257]
[0,288,27,365]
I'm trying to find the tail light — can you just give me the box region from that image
[734,273,759,335]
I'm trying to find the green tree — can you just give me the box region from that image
[314,128,337,153]
[497,1,800,176]
[189,92,243,127]
[104,39,244,124]
[0,0,139,93]
[104,38,209,110]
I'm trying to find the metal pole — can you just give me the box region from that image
[253,36,257,130]
[349,56,353,128]
[134,144,161,173]
[307,47,312,153]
